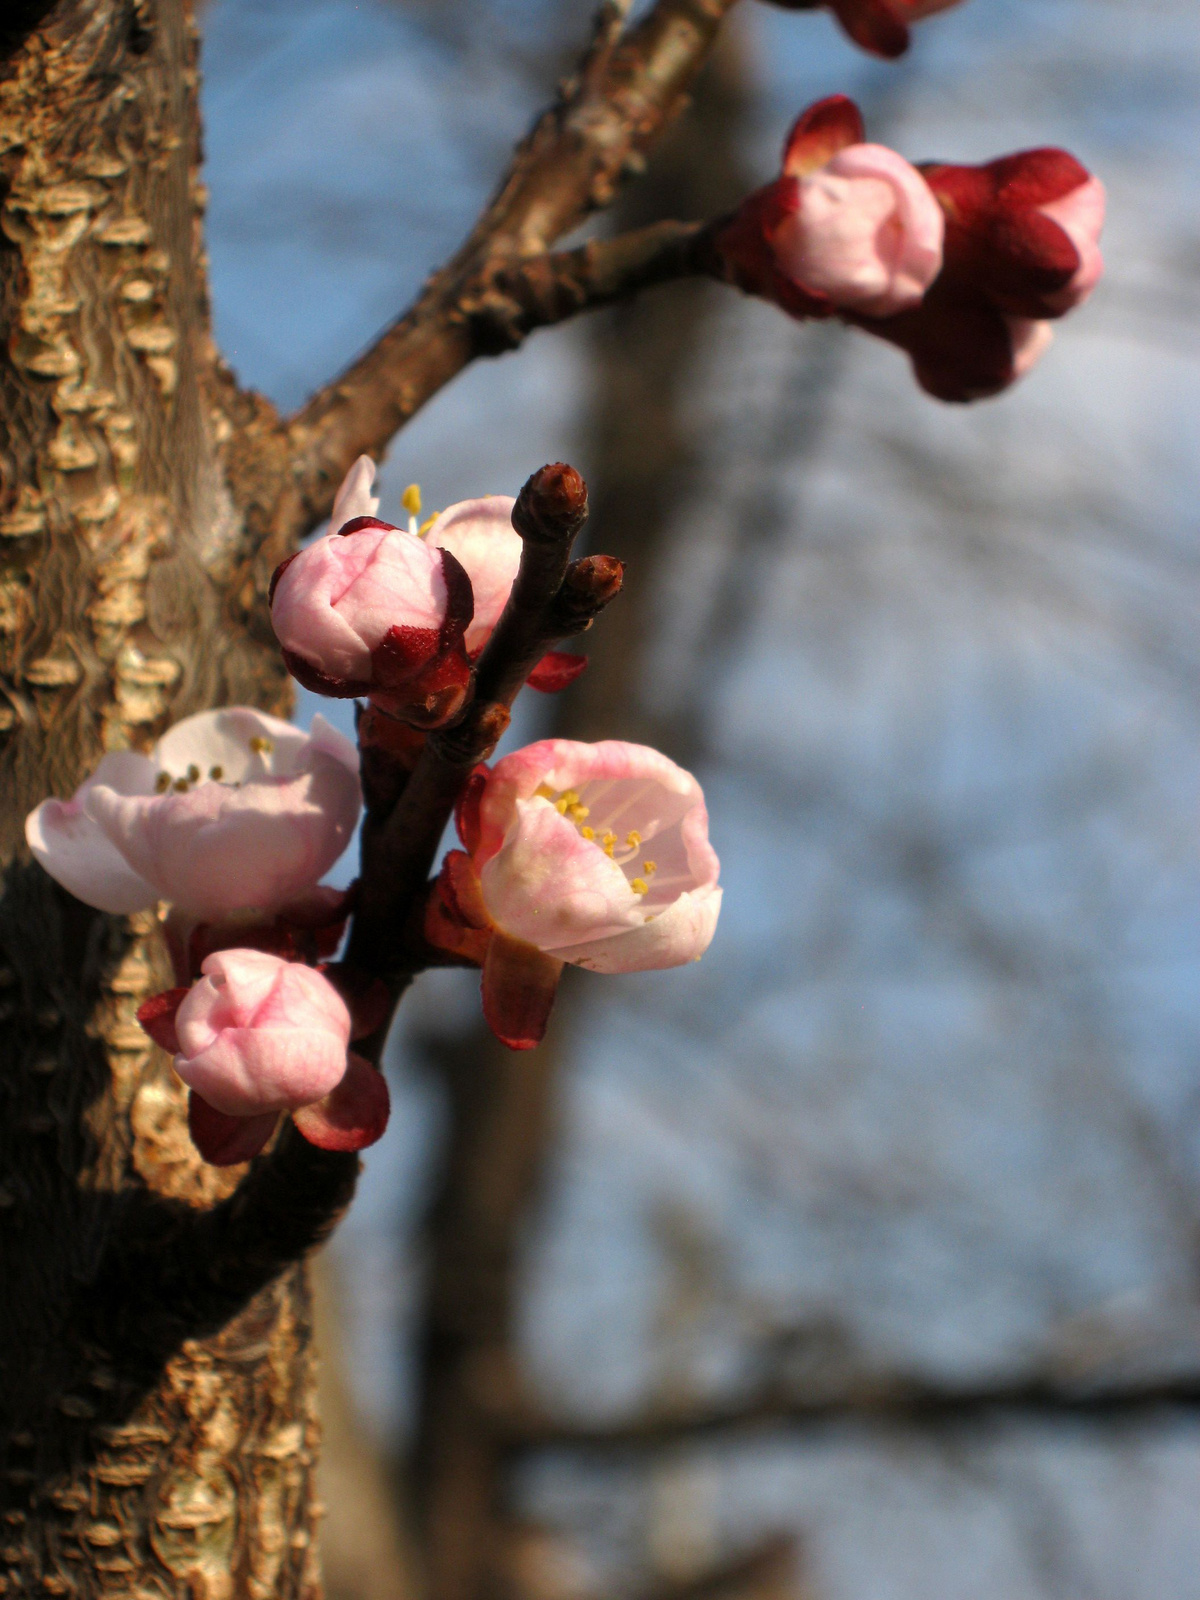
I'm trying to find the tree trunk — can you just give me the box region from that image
[0,5,328,1594]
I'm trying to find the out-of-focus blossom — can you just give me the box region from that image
[137,948,390,1165]
[865,148,1104,400]
[426,740,721,1049]
[26,708,360,921]
[270,507,474,728]
[716,97,943,320]
[759,0,967,61]
[922,149,1106,318]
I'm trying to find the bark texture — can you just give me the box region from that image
[0,4,326,1594]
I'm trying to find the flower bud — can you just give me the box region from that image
[270,516,474,728]
[761,0,965,60]
[716,97,943,320]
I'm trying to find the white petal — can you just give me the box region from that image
[26,796,158,913]
[330,455,380,530]
[156,707,310,783]
[555,885,723,973]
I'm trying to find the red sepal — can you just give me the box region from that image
[481,932,563,1051]
[455,766,488,855]
[292,1053,390,1152]
[782,94,866,177]
[136,987,188,1053]
[827,0,910,59]
[526,651,588,693]
[425,852,493,967]
[268,550,298,607]
[280,646,371,700]
[187,1092,279,1166]
[187,887,352,974]
[335,515,396,538]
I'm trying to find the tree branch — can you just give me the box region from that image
[271,0,739,542]
[501,1372,1200,1453]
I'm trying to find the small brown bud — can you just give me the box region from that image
[511,462,589,546]
[552,554,624,633]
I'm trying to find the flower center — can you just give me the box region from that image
[534,782,659,896]
[153,735,275,793]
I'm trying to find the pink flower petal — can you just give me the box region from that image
[425,496,521,655]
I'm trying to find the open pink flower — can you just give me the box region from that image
[25,708,360,921]
[427,740,721,1049]
[138,949,390,1165]
[716,97,943,321]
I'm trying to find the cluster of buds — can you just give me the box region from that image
[714,95,1105,399]
[26,459,721,1164]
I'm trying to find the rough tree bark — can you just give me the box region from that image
[0,0,746,1594]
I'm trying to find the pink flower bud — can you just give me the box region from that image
[716,97,943,321]
[172,948,352,1118]
[25,708,361,921]
[922,149,1106,320]
[270,517,474,726]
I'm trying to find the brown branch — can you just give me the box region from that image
[275,0,740,540]
[500,1372,1200,1453]
[344,463,616,987]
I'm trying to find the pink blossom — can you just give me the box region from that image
[471,740,721,974]
[172,948,352,1117]
[25,708,360,921]
[716,98,943,322]
[424,496,521,656]
[138,949,391,1164]
[270,511,474,724]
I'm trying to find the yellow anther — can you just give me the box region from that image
[401,483,422,516]
[155,772,171,793]
[630,878,649,896]
[418,512,439,536]
[186,764,200,783]
[172,778,189,793]
[602,831,617,848]
[643,860,657,875]
[534,783,557,801]
[603,841,615,857]
[209,765,224,780]
[561,790,580,806]
[580,825,595,840]
[626,830,641,849]
[248,736,273,754]
[555,798,570,814]
[568,804,589,823]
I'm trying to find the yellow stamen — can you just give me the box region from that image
[603,841,615,857]
[643,860,657,875]
[418,512,438,536]
[555,798,570,814]
[172,778,189,793]
[249,736,273,755]
[626,831,641,848]
[209,765,224,780]
[155,772,170,793]
[401,483,422,516]
[630,878,649,896]
[567,804,589,823]
[186,764,200,783]
[534,783,556,801]
[561,790,580,806]
[580,826,595,840]
[602,832,617,849]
